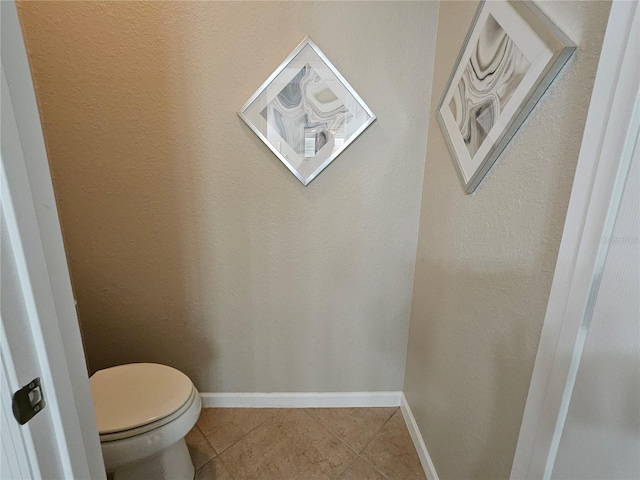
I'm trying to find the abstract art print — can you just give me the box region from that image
[437,0,575,193]
[239,37,376,186]
[449,14,531,159]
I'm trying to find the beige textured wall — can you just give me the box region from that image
[403,1,610,479]
[18,1,439,393]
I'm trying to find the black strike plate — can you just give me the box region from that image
[12,377,45,425]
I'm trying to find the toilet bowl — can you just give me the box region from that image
[90,363,201,480]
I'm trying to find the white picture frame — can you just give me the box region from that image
[239,37,376,186]
[437,0,575,193]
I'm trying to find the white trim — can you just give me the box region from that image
[400,393,439,480]
[199,391,402,409]
[511,2,639,479]
[1,1,105,478]
[1,326,37,479]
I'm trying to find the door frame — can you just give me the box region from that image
[510,2,639,478]
[1,0,105,478]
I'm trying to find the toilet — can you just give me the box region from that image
[89,363,202,480]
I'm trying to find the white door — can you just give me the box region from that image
[551,104,639,480]
[1,0,106,478]
[511,2,639,479]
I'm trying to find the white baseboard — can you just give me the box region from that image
[199,391,402,408]
[400,393,440,480]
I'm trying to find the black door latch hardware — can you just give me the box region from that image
[12,377,45,425]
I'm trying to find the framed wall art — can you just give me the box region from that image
[239,37,376,186]
[437,0,575,193]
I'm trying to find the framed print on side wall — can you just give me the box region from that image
[437,0,575,193]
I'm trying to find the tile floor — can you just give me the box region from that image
[186,407,426,480]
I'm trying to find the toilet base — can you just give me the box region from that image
[112,439,194,480]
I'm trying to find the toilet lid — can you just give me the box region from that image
[90,363,194,434]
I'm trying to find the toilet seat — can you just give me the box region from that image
[98,387,197,442]
[90,363,195,440]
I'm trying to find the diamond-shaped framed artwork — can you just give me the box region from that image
[238,37,376,186]
[437,0,575,193]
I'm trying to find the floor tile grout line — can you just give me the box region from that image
[193,419,238,480]
[303,407,398,456]
[356,452,392,480]
[194,456,215,476]
[332,453,360,480]
[302,408,398,480]
[301,409,361,456]
[215,452,237,480]
[195,407,409,480]
[210,408,283,457]
[353,407,400,480]
[211,409,358,479]
[195,424,219,459]
[193,456,238,480]
[300,409,363,480]
[363,407,428,480]
[357,407,399,455]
